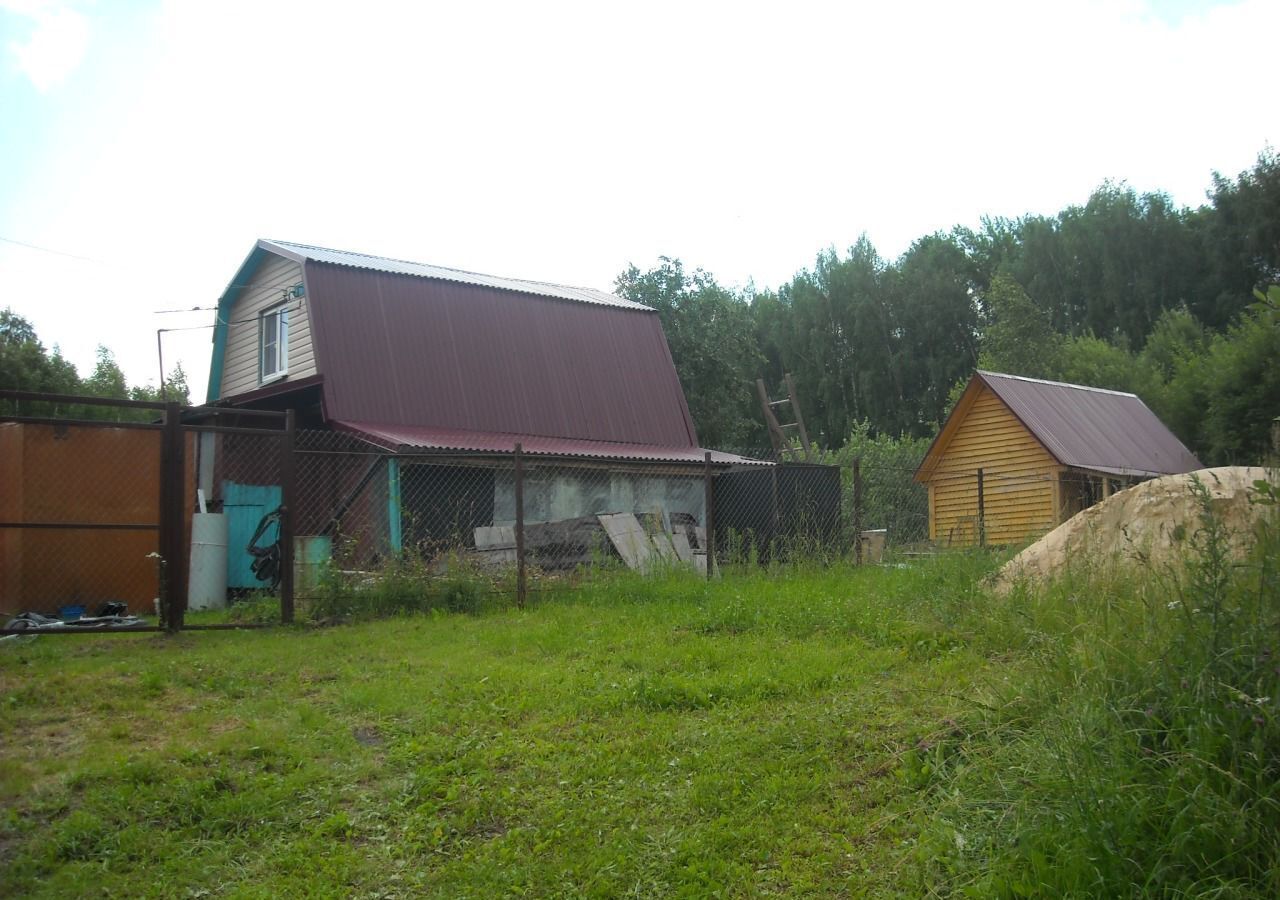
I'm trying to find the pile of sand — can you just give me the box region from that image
[992,466,1272,593]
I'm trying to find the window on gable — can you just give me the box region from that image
[260,304,289,382]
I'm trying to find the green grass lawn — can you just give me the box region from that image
[0,559,1003,898]
[8,512,1276,900]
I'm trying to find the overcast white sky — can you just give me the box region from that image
[1,0,1276,401]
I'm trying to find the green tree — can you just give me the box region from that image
[967,184,1213,345]
[0,308,81,401]
[0,310,190,419]
[772,237,903,445]
[1199,149,1280,328]
[1141,307,1209,381]
[976,272,1063,378]
[1198,286,1280,462]
[1135,308,1210,448]
[749,287,790,399]
[1057,334,1144,393]
[83,346,129,400]
[610,149,1279,463]
[615,258,765,448]
[130,361,191,406]
[818,420,933,542]
[891,233,981,431]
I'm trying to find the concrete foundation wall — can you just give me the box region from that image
[492,468,704,527]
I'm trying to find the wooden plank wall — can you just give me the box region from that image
[926,386,1059,546]
[218,255,316,399]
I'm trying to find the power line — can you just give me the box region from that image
[152,284,302,314]
[156,302,305,333]
[0,235,102,263]
[157,323,220,333]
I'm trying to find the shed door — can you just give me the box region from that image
[222,481,282,589]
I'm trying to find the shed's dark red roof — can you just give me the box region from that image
[920,371,1202,479]
[303,255,700,449]
[978,372,1201,476]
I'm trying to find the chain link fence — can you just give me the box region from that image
[3,394,1167,626]
[292,432,721,614]
[199,424,289,610]
[293,432,523,614]
[923,465,1144,548]
[1,390,291,635]
[287,441,1162,611]
[288,438,943,616]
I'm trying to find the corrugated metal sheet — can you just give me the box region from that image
[336,421,767,466]
[305,261,700,447]
[978,371,1202,477]
[262,239,648,310]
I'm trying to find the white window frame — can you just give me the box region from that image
[259,303,289,383]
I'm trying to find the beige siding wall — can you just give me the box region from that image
[217,254,316,399]
[927,386,1059,547]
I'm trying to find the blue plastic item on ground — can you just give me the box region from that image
[59,605,85,621]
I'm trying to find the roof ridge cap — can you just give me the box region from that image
[262,238,629,303]
[978,369,1138,398]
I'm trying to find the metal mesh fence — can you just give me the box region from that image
[292,436,1170,612]
[199,426,286,609]
[2,395,1170,626]
[708,452,931,564]
[292,433,720,614]
[713,460,842,564]
[508,459,709,576]
[857,460,930,553]
[0,392,293,634]
[293,432,527,609]
[287,437,941,614]
[909,465,1145,548]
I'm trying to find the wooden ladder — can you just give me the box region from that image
[756,373,813,462]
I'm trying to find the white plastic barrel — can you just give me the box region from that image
[188,512,228,610]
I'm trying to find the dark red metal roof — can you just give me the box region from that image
[304,260,699,447]
[336,421,767,466]
[977,371,1202,477]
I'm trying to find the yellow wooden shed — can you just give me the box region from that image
[914,371,1201,546]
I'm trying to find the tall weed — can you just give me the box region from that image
[918,473,1280,897]
[308,551,505,621]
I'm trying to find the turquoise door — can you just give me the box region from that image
[223,481,283,589]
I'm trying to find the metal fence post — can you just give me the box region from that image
[514,443,526,608]
[704,451,716,579]
[852,457,863,565]
[976,467,985,548]
[159,401,186,633]
[279,409,296,624]
[770,465,780,537]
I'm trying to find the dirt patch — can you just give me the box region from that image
[992,466,1271,593]
[11,714,88,759]
[353,726,385,747]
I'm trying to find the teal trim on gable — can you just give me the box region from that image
[206,302,231,403]
[206,245,269,402]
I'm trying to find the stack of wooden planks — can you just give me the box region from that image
[472,511,706,573]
